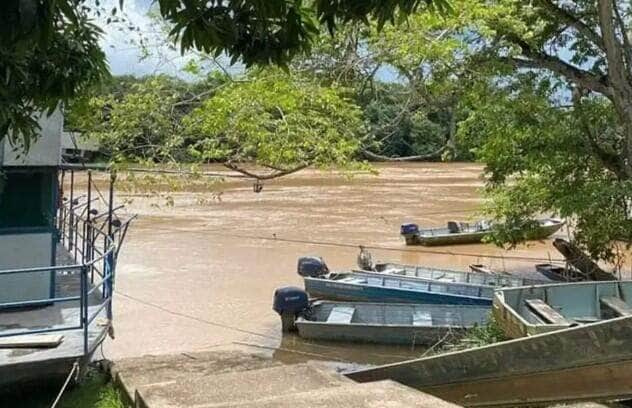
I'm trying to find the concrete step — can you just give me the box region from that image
[203,380,461,408]
[110,348,281,404]
[135,362,351,408]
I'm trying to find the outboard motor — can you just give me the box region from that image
[273,286,309,332]
[400,223,419,236]
[297,256,329,277]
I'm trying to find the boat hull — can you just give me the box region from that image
[346,315,632,406]
[304,277,492,306]
[296,302,490,346]
[403,219,564,246]
[297,321,464,345]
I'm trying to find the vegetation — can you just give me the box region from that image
[8,0,632,260]
[6,369,124,408]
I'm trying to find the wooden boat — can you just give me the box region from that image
[400,218,564,246]
[303,270,494,306]
[493,280,632,338]
[534,263,586,282]
[347,284,632,407]
[294,300,490,346]
[373,262,545,288]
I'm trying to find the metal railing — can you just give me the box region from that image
[0,170,131,357]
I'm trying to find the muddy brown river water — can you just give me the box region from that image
[90,163,621,366]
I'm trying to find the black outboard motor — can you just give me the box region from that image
[273,286,309,332]
[400,223,419,236]
[297,256,329,277]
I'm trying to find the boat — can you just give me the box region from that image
[346,310,632,407]
[272,287,490,346]
[400,218,564,246]
[534,263,586,282]
[297,257,546,306]
[493,280,632,338]
[301,266,494,306]
[373,262,545,288]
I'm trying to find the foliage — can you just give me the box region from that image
[71,76,185,162]
[1,1,108,151]
[459,74,632,260]
[2,0,450,150]
[183,71,366,172]
[58,371,124,408]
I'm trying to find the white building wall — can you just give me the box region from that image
[1,108,63,167]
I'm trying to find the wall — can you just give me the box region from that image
[1,109,63,167]
[0,233,54,304]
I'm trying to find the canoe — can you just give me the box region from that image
[373,262,545,288]
[346,311,632,407]
[493,280,632,338]
[295,301,490,346]
[400,218,564,246]
[303,270,494,306]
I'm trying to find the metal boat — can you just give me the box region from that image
[373,262,545,288]
[272,287,490,346]
[400,218,564,246]
[303,270,494,306]
[493,280,632,338]
[294,300,490,345]
[346,311,632,407]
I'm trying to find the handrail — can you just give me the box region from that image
[0,188,123,358]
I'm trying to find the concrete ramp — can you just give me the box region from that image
[112,347,459,408]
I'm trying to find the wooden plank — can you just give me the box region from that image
[412,311,433,327]
[0,334,63,349]
[524,299,572,325]
[327,307,355,324]
[600,297,632,316]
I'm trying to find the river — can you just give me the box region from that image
[97,163,607,366]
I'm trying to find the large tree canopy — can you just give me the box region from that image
[2,0,449,149]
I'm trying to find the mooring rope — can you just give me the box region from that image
[144,225,567,263]
[49,361,79,408]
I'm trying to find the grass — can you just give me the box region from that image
[58,370,124,408]
[2,368,125,408]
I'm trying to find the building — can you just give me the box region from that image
[0,110,130,389]
[0,109,63,303]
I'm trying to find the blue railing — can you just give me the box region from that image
[0,176,125,357]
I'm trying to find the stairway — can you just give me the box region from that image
[110,346,460,408]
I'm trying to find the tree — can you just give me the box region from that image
[183,70,366,178]
[2,0,449,150]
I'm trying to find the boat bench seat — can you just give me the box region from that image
[327,307,355,324]
[600,297,632,316]
[524,299,573,325]
[412,311,433,326]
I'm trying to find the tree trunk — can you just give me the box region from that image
[597,0,632,178]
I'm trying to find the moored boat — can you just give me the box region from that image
[493,280,632,338]
[400,218,564,246]
[374,262,545,288]
[534,263,586,282]
[272,287,490,345]
[346,312,632,407]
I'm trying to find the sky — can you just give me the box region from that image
[99,0,193,77]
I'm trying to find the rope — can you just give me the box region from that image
[49,361,80,408]
[114,291,419,360]
[145,225,566,263]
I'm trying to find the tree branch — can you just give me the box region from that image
[362,146,447,162]
[503,55,613,99]
[535,0,605,51]
[223,161,310,180]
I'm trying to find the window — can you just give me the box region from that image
[0,170,56,229]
